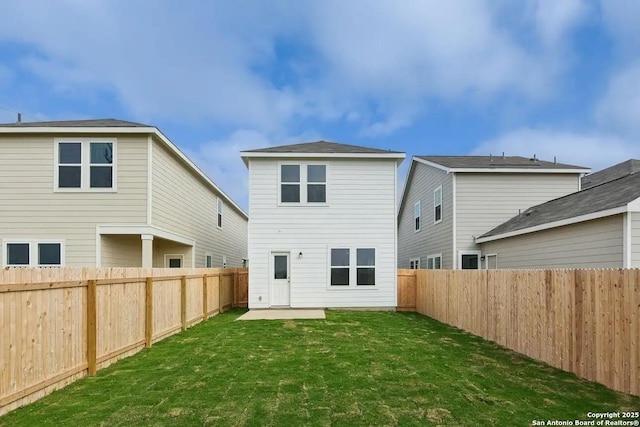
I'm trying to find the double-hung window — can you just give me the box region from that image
[410,258,420,269]
[427,254,442,269]
[414,201,421,232]
[217,198,223,229]
[3,240,64,267]
[434,186,442,223]
[330,247,376,287]
[56,140,115,191]
[280,165,301,203]
[280,163,327,204]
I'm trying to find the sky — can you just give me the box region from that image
[1,0,639,211]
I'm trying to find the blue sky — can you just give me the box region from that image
[1,1,639,210]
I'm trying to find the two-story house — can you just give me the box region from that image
[397,155,589,269]
[0,118,247,268]
[240,141,405,309]
[476,159,640,268]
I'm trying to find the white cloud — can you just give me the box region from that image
[472,128,638,172]
[599,0,640,53]
[184,129,322,210]
[595,61,640,136]
[532,0,589,46]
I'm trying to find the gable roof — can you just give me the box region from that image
[0,118,248,219]
[417,155,589,172]
[240,141,405,165]
[0,118,150,128]
[476,172,640,243]
[581,159,640,189]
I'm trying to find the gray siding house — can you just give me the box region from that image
[398,155,589,269]
[477,160,640,269]
[0,119,247,268]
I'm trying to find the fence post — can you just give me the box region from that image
[181,276,187,331]
[87,279,97,376]
[202,274,208,321]
[145,277,153,348]
[233,269,239,308]
[218,273,223,314]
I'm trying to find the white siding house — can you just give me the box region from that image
[398,156,589,269]
[241,141,405,309]
[0,118,247,268]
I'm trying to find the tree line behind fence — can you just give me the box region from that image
[397,268,639,397]
[0,267,248,415]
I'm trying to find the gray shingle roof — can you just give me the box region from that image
[417,155,588,170]
[480,172,640,239]
[582,159,640,189]
[244,141,403,154]
[0,118,151,128]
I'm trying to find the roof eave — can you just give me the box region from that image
[448,167,591,174]
[240,151,405,159]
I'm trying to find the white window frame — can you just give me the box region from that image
[278,162,328,206]
[414,201,421,232]
[426,253,442,269]
[164,254,184,268]
[327,246,376,289]
[2,239,66,267]
[217,197,223,229]
[433,186,442,224]
[458,250,481,270]
[204,253,213,268]
[409,257,420,269]
[54,138,117,192]
[484,253,498,270]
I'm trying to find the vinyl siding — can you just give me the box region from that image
[248,158,398,308]
[456,173,581,254]
[631,212,640,267]
[0,134,148,266]
[479,215,623,268]
[101,235,142,267]
[151,139,247,267]
[397,162,453,268]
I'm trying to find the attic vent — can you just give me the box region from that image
[524,210,536,216]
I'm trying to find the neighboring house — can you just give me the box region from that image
[0,119,247,268]
[476,159,640,269]
[240,141,405,309]
[398,155,589,270]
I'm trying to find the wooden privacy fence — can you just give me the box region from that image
[397,268,639,397]
[0,267,248,415]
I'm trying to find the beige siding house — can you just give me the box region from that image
[476,160,640,269]
[241,141,405,309]
[0,119,247,268]
[398,156,589,269]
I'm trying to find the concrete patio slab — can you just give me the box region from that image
[236,309,326,320]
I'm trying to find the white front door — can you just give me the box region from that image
[271,252,290,306]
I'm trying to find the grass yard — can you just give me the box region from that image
[1,310,638,426]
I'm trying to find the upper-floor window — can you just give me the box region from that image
[414,201,421,232]
[3,240,64,267]
[56,140,116,191]
[217,198,223,229]
[434,186,442,223]
[279,163,327,204]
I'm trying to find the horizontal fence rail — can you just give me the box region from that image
[0,267,248,415]
[397,268,639,397]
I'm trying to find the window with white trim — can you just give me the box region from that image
[409,258,420,269]
[330,247,376,287]
[56,140,115,190]
[165,254,183,268]
[3,241,64,267]
[217,198,223,229]
[427,254,442,269]
[434,186,442,223]
[330,248,350,286]
[279,163,327,204]
[414,201,421,232]
[459,251,480,269]
[205,253,213,268]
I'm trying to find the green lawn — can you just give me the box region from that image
[1,310,638,426]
